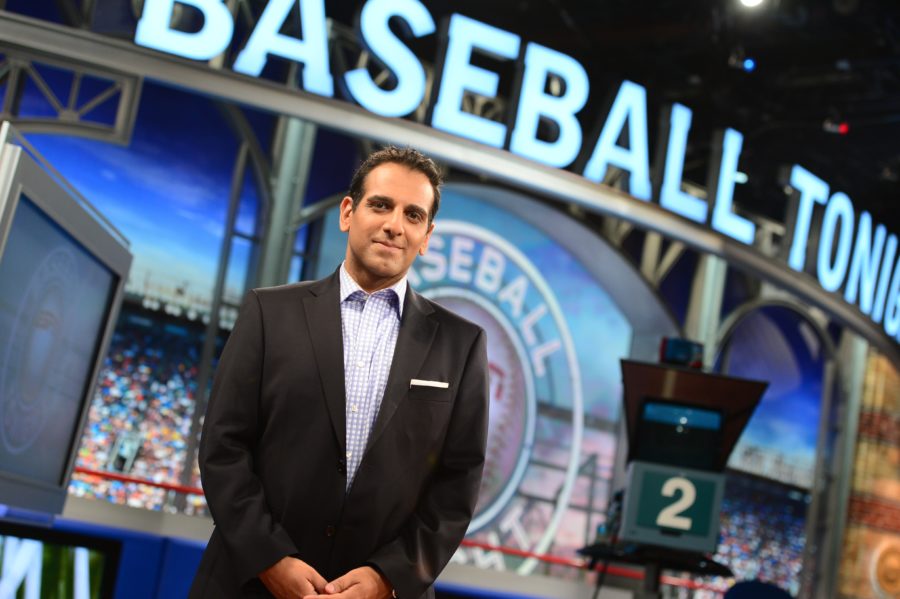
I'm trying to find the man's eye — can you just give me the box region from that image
[369,200,387,209]
[407,212,424,222]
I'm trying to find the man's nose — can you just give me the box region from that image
[383,208,404,236]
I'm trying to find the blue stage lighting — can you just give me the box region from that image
[743,58,756,72]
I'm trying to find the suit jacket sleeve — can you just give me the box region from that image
[367,328,489,599]
[198,290,298,583]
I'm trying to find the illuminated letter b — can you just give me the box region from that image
[135,0,233,61]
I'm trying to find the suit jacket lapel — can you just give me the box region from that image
[302,271,346,453]
[365,288,437,453]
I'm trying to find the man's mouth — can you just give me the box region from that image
[374,240,402,250]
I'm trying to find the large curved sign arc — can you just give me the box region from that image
[0,12,897,365]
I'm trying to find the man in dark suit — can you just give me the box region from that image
[189,147,489,599]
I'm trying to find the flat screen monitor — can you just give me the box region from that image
[0,519,121,598]
[0,136,131,516]
[635,399,723,471]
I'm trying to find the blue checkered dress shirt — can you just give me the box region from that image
[339,263,406,490]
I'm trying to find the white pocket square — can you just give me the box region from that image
[410,378,449,389]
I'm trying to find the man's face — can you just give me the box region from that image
[340,162,435,292]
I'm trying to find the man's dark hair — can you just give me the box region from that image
[347,146,443,222]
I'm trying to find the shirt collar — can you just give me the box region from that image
[339,262,407,318]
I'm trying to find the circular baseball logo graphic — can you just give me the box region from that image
[873,543,900,598]
[1,247,76,454]
[410,221,583,574]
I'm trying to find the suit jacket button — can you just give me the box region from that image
[325,525,336,537]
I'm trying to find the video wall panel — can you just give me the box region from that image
[0,196,115,487]
[0,520,119,598]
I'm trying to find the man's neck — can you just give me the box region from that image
[343,263,405,294]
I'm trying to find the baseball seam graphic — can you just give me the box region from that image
[418,221,584,576]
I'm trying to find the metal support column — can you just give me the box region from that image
[820,332,868,599]
[683,254,728,367]
[256,116,317,288]
[800,356,837,599]
[177,143,250,503]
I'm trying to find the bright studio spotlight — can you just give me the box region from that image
[740,0,765,7]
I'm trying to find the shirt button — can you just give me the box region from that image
[356,360,365,369]
[351,404,358,413]
[346,451,352,458]
[325,525,336,537]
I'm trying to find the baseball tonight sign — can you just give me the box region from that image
[134,0,900,349]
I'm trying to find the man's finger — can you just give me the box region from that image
[298,577,317,596]
[310,570,328,592]
[315,589,354,599]
[324,574,353,595]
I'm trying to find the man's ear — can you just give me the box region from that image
[338,196,354,232]
[418,222,435,256]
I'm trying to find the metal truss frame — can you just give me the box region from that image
[0,46,141,144]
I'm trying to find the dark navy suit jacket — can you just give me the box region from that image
[188,271,489,598]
